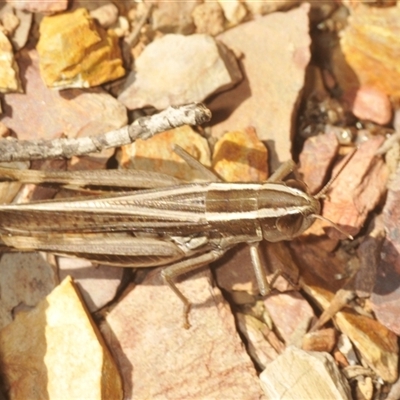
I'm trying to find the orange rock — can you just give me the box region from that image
[335,4,400,101]
[212,127,268,182]
[37,8,125,89]
[118,125,211,181]
[0,276,123,399]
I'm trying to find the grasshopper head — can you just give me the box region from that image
[257,182,321,242]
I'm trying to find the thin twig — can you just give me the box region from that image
[0,103,212,162]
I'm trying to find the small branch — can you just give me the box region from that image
[0,103,212,162]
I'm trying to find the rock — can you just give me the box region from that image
[207,3,311,169]
[260,346,352,399]
[263,291,315,344]
[0,30,21,93]
[334,4,400,101]
[118,33,242,110]
[371,167,400,335]
[0,276,123,399]
[320,136,388,239]
[1,48,127,141]
[344,86,392,125]
[37,8,125,89]
[118,125,211,181]
[301,277,398,383]
[6,0,68,14]
[217,0,248,27]
[236,313,279,369]
[58,257,124,313]
[298,129,339,194]
[101,268,263,399]
[0,9,19,36]
[151,1,198,34]
[192,2,226,36]
[302,328,337,353]
[0,252,57,330]
[8,8,32,50]
[90,3,118,28]
[244,0,301,15]
[212,127,268,182]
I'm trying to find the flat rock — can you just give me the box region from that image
[260,346,352,399]
[0,276,123,399]
[118,125,211,181]
[0,252,57,330]
[37,8,125,89]
[101,268,263,399]
[0,48,127,141]
[207,3,311,169]
[0,30,21,93]
[0,5,32,51]
[58,257,124,313]
[118,33,242,110]
[212,127,268,182]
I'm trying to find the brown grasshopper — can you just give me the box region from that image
[0,147,351,328]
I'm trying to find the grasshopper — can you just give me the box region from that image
[0,147,350,328]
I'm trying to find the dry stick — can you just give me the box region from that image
[0,103,212,162]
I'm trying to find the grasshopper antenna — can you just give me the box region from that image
[311,214,353,240]
[312,147,357,239]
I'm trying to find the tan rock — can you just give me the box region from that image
[192,2,226,36]
[217,0,248,27]
[207,4,311,169]
[212,128,268,182]
[0,276,123,399]
[37,8,125,89]
[118,33,242,110]
[151,1,199,34]
[102,268,263,399]
[260,346,352,399]
[90,3,119,29]
[1,48,127,141]
[0,252,57,330]
[0,30,21,93]
[118,125,211,181]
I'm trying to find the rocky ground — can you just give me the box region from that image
[0,1,399,399]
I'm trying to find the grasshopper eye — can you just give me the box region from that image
[276,213,304,238]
